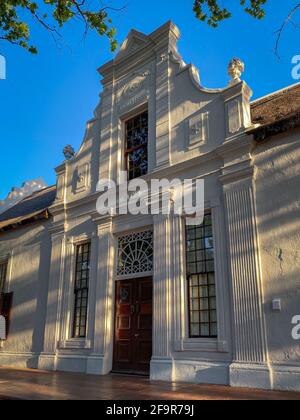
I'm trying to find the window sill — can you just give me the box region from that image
[174,338,228,353]
[58,339,92,350]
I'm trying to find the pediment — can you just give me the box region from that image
[115,30,151,61]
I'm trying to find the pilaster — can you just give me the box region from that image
[151,214,173,381]
[172,215,186,350]
[155,51,172,168]
[222,81,253,140]
[154,24,180,169]
[87,218,114,375]
[220,146,270,389]
[99,85,115,182]
[38,225,66,371]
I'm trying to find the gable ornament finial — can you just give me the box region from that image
[63,144,75,161]
[228,58,245,85]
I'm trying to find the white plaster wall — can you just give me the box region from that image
[254,129,300,368]
[0,222,51,367]
[169,62,225,164]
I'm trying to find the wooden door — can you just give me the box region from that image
[113,277,152,375]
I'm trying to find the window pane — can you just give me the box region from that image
[201,311,209,323]
[190,275,198,286]
[199,286,208,298]
[191,299,199,310]
[191,312,200,323]
[191,287,199,298]
[73,242,91,338]
[210,297,217,310]
[187,263,197,274]
[200,324,210,337]
[191,324,200,337]
[198,274,207,285]
[211,323,218,336]
[186,212,218,338]
[200,298,209,310]
[125,111,148,180]
[210,310,217,323]
[197,262,205,273]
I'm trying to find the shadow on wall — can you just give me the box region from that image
[253,132,300,364]
[0,223,52,369]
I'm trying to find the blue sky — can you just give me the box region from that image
[0,1,299,199]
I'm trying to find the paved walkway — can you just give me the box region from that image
[0,367,299,400]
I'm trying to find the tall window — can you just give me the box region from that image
[186,213,217,338]
[73,243,91,338]
[0,260,8,294]
[125,111,148,180]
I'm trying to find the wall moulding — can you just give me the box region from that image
[223,181,268,367]
[222,81,253,139]
[67,232,94,246]
[174,338,228,353]
[186,110,210,150]
[116,66,153,114]
[55,174,65,202]
[58,339,92,351]
[219,163,255,188]
[72,163,90,195]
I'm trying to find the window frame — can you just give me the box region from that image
[173,204,230,354]
[124,110,149,181]
[72,242,91,339]
[186,213,218,339]
[0,259,8,295]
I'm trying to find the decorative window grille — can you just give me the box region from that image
[73,243,91,338]
[125,111,148,180]
[0,260,8,294]
[186,213,218,338]
[117,231,153,277]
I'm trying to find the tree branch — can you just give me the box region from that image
[275,3,300,58]
[25,6,61,38]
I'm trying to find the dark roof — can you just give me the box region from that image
[251,83,300,127]
[0,186,56,232]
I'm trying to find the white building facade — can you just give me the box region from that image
[0,22,300,391]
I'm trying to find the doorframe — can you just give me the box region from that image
[112,275,153,375]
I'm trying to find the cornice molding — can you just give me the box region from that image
[48,223,65,236]
[216,133,255,158]
[219,164,254,186]
[98,21,180,83]
[222,80,253,102]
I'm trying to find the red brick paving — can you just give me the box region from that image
[0,367,299,400]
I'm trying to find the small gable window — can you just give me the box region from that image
[125,111,148,180]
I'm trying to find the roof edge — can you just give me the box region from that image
[251,81,300,106]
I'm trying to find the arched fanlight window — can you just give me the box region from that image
[117,231,153,276]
